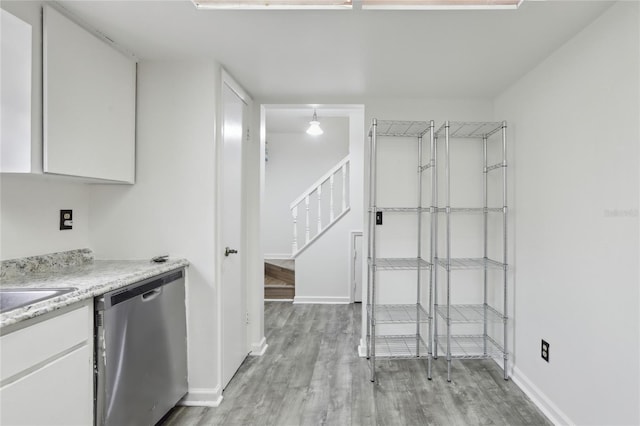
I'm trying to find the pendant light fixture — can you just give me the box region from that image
[306,110,323,136]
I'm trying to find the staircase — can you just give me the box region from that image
[264,155,351,301]
[264,259,295,300]
[290,155,351,257]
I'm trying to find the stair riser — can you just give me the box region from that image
[265,287,295,300]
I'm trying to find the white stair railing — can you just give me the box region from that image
[290,155,351,256]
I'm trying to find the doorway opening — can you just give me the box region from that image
[259,104,365,305]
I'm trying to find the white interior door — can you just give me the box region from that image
[221,82,247,389]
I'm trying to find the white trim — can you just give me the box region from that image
[264,253,293,260]
[221,69,251,105]
[292,207,351,258]
[350,231,363,303]
[179,387,223,407]
[264,298,294,302]
[293,296,350,304]
[358,338,367,358]
[249,337,268,356]
[511,366,573,426]
[289,155,351,209]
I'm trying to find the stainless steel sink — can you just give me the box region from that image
[0,288,77,314]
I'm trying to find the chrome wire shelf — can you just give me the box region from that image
[437,335,504,359]
[375,335,430,358]
[367,117,435,382]
[375,257,432,270]
[373,304,429,324]
[375,207,432,213]
[372,120,432,138]
[435,207,503,214]
[486,162,507,173]
[435,257,506,270]
[435,304,503,323]
[435,121,504,139]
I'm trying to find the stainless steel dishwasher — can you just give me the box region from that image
[95,269,188,426]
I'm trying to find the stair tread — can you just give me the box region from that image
[264,261,295,285]
[264,259,295,271]
[264,276,292,286]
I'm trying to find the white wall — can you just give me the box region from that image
[0,175,90,260]
[0,1,90,261]
[293,107,364,303]
[494,2,639,425]
[89,61,221,404]
[263,117,349,257]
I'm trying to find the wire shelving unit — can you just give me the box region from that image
[433,120,510,382]
[366,119,435,382]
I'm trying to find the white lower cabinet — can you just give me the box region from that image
[0,301,93,426]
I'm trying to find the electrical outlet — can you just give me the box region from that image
[59,209,73,230]
[541,339,550,362]
[376,211,383,225]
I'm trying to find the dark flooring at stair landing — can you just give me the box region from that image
[264,259,295,300]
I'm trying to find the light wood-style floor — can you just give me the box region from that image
[162,303,551,426]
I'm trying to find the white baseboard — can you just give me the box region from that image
[250,337,268,356]
[511,366,573,426]
[293,296,350,304]
[264,253,292,260]
[358,338,367,358]
[179,387,223,407]
[264,298,293,302]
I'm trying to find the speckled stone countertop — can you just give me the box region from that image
[0,249,189,329]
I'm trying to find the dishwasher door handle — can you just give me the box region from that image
[142,288,162,301]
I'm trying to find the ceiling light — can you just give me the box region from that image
[306,110,323,136]
[192,0,352,10]
[361,0,521,10]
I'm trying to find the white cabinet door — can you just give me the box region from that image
[0,302,93,426]
[43,5,136,183]
[0,9,32,173]
[0,345,93,426]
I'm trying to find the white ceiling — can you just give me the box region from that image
[56,0,612,100]
[266,107,352,133]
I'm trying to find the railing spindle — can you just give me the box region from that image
[292,205,298,252]
[329,175,335,222]
[305,196,310,244]
[317,185,322,234]
[341,163,347,212]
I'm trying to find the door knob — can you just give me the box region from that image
[225,247,238,257]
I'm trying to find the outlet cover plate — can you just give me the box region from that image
[60,209,72,230]
[541,339,550,362]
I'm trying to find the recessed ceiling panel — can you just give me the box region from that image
[193,0,352,9]
[362,0,521,10]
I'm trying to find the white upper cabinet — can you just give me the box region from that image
[0,9,32,173]
[43,6,136,183]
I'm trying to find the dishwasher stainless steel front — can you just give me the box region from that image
[95,269,188,426]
